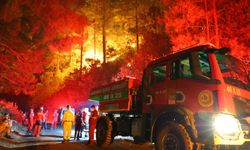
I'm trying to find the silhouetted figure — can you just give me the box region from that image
[22,113,27,128]
[74,110,83,140]
[42,109,48,130]
[33,108,44,137]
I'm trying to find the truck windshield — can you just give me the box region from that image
[216,54,250,90]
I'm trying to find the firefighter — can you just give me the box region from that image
[42,109,48,130]
[33,108,44,137]
[80,110,88,138]
[0,113,12,138]
[87,105,98,144]
[21,112,27,128]
[62,105,74,141]
[27,108,34,134]
[51,109,58,129]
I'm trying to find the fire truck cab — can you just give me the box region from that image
[90,44,250,150]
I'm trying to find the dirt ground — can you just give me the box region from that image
[0,140,155,150]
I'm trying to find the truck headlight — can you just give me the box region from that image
[213,114,241,139]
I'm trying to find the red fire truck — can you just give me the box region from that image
[89,44,250,149]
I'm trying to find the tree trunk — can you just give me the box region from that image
[212,0,220,47]
[94,24,96,59]
[0,41,23,62]
[57,53,60,73]
[204,0,210,41]
[102,0,107,64]
[102,22,106,63]
[135,0,139,52]
[80,45,83,75]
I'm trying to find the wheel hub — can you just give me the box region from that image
[163,133,180,150]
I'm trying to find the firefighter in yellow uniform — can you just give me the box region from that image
[62,105,74,141]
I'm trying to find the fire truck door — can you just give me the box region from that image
[142,64,169,113]
[171,52,215,111]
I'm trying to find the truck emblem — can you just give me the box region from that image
[198,90,213,108]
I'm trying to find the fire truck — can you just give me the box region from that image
[89,44,250,149]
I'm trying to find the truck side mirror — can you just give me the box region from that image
[175,91,185,102]
[248,74,250,84]
[146,95,153,105]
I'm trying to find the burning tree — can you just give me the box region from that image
[162,0,249,56]
[0,0,88,97]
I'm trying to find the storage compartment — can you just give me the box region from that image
[89,78,139,112]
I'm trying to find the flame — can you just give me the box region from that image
[83,48,103,62]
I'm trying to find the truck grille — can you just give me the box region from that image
[233,96,250,117]
[234,96,250,139]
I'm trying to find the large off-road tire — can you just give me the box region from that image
[96,116,113,147]
[155,122,194,150]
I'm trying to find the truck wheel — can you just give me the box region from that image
[110,119,116,144]
[155,122,193,150]
[96,116,113,147]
